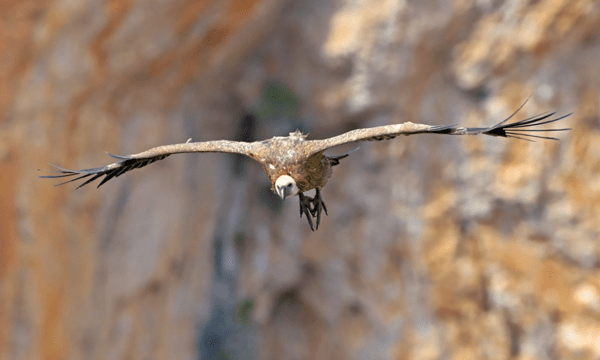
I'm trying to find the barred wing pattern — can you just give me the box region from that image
[40,140,253,189]
[305,107,571,156]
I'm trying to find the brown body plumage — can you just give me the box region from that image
[40,103,571,230]
[255,131,333,194]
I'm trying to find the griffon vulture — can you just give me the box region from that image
[41,103,570,230]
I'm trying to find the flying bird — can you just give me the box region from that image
[40,103,571,230]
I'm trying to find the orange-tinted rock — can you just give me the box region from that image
[0,0,595,359]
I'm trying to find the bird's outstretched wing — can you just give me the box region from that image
[40,140,254,189]
[306,102,571,156]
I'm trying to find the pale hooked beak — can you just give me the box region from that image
[277,186,287,200]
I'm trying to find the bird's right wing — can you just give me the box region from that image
[40,140,256,189]
[305,103,571,156]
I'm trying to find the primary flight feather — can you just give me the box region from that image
[41,103,571,230]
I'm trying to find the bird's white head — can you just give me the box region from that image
[275,175,299,200]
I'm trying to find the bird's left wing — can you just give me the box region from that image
[40,140,255,189]
[305,105,571,156]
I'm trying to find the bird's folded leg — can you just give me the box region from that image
[310,188,328,230]
[298,193,315,231]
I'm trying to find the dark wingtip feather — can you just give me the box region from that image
[96,171,118,188]
[40,153,170,189]
[479,108,572,140]
[491,96,532,128]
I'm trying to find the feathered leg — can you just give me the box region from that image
[310,188,328,230]
[298,193,315,231]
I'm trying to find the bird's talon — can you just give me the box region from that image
[312,188,327,230]
[298,193,315,231]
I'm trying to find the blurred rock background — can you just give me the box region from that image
[0,0,598,359]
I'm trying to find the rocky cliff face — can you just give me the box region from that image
[1,0,598,359]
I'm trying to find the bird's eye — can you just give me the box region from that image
[287,183,292,188]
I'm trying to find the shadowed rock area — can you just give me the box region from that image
[1,0,598,359]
